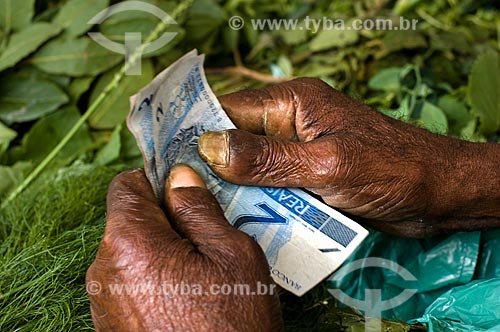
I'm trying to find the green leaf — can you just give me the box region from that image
[310,27,359,52]
[0,120,16,158]
[96,0,175,22]
[88,60,154,129]
[381,108,412,123]
[120,126,141,160]
[15,66,71,89]
[430,30,471,54]
[17,107,94,168]
[418,102,448,135]
[54,0,109,38]
[99,18,185,58]
[460,119,479,141]
[0,0,35,33]
[379,96,412,121]
[94,124,122,166]
[223,26,239,51]
[438,95,473,135]
[274,21,308,46]
[185,0,226,41]
[469,50,500,135]
[277,55,293,77]
[393,0,424,15]
[30,37,122,77]
[100,18,158,41]
[0,74,68,123]
[68,76,94,102]
[0,165,22,199]
[295,62,339,77]
[368,67,402,91]
[0,23,61,72]
[383,31,426,53]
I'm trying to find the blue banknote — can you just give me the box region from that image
[127,50,368,296]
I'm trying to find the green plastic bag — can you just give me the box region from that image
[409,279,500,331]
[327,230,500,330]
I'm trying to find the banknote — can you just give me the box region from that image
[127,50,369,296]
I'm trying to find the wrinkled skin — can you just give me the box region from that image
[87,166,283,332]
[199,78,500,237]
[87,78,500,332]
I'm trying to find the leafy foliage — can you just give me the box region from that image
[469,50,500,135]
[0,22,61,72]
[0,0,499,330]
[0,71,69,123]
[0,0,36,33]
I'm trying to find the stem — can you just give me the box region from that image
[416,8,448,31]
[1,0,193,209]
[205,66,292,83]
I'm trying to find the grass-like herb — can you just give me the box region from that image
[0,164,121,331]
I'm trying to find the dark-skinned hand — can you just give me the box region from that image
[86,165,283,332]
[198,78,500,238]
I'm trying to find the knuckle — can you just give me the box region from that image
[101,226,137,257]
[304,139,339,184]
[106,169,155,213]
[108,169,145,192]
[86,262,97,281]
[290,77,335,102]
[172,187,221,219]
[286,78,339,140]
[101,217,155,264]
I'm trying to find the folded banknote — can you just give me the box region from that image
[127,50,368,296]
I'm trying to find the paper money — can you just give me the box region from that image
[127,50,368,296]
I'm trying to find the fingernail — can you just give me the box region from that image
[198,131,229,167]
[167,164,207,189]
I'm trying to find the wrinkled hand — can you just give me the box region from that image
[198,78,500,237]
[86,165,283,332]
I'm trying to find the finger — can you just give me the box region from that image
[219,77,333,141]
[104,169,180,250]
[165,164,250,256]
[165,163,208,192]
[218,88,268,135]
[198,129,338,188]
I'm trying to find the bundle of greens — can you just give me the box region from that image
[0,165,119,330]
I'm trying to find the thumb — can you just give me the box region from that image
[198,129,338,188]
[165,164,254,258]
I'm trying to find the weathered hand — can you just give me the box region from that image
[86,165,283,332]
[198,78,500,237]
